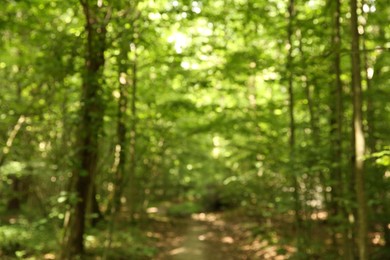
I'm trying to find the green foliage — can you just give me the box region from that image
[0,161,26,177]
[167,201,202,218]
[0,225,29,256]
[371,147,390,167]
[0,0,389,258]
[86,226,157,259]
[0,221,57,258]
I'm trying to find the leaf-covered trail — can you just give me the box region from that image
[152,213,250,260]
[148,211,295,260]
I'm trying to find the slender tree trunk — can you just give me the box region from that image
[128,43,138,222]
[296,32,320,244]
[0,115,26,167]
[111,35,130,218]
[103,34,130,258]
[350,0,368,258]
[62,1,107,258]
[329,1,354,258]
[0,115,26,212]
[330,0,343,223]
[286,0,303,248]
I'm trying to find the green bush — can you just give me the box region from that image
[0,221,58,259]
[0,225,30,257]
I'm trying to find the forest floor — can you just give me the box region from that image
[147,211,295,260]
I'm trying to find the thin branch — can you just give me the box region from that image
[0,115,26,167]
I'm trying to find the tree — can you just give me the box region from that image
[350,0,368,258]
[62,1,109,258]
[328,0,354,258]
[286,0,304,248]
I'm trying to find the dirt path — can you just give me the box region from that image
[151,213,253,260]
[147,211,297,260]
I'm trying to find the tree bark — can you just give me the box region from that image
[350,0,368,258]
[62,1,107,258]
[329,1,354,258]
[0,115,26,167]
[128,43,138,222]
[104,34,130,258]
[296,30,320,242]
[286,0,303,247]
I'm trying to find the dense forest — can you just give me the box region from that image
[0,0,389,259]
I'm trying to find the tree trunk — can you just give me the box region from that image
[128,43,138,222]
[286,0,303,248]
[62,1,107,258]
[0,115,26,167]
[296,31,319,244]
[1,115,26,212]
[104,34,130,257]
[329,1,354,258]
[350,0,368,258]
